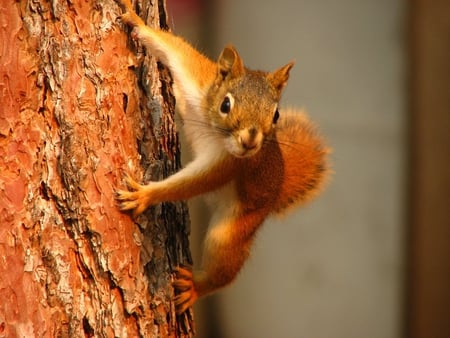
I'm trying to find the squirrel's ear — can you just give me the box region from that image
[267,61,295,92]
[217,45,244,80]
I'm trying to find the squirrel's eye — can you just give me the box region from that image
[273,109,280,124]
[220,96,231,114]
[219,93,234,116]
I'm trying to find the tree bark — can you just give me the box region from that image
[0,0,193,337]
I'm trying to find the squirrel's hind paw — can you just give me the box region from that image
[173,267,198,314]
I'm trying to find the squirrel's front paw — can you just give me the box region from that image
[118,2,143,29]
[115,174,152,216]
[173,266,199,314]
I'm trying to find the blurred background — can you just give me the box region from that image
[165,0,450,337]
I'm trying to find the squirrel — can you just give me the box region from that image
[115,0,330,314]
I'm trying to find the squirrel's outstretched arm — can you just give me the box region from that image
[117,0,216,109]
[116,152,236,215]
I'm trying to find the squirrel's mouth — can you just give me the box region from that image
[232,148,261,158]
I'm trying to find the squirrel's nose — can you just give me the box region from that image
[239,127,261,150]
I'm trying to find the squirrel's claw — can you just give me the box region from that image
[173,266,198,314]
[123,174,141,190]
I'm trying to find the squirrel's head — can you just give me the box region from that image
[207,45,294,158]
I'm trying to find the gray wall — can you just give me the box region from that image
[212,1,407,337]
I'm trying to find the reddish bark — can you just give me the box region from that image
[0,0,193,336]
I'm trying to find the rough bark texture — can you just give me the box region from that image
[0,0,193,337]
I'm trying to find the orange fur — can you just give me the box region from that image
[116,0,330,314]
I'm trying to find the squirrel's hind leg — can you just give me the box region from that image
[173,206,267,313]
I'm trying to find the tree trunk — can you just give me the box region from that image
[0,0,194,337]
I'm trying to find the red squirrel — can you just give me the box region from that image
[115,0,330,314]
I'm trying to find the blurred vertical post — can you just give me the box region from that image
[409,0,450,337]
